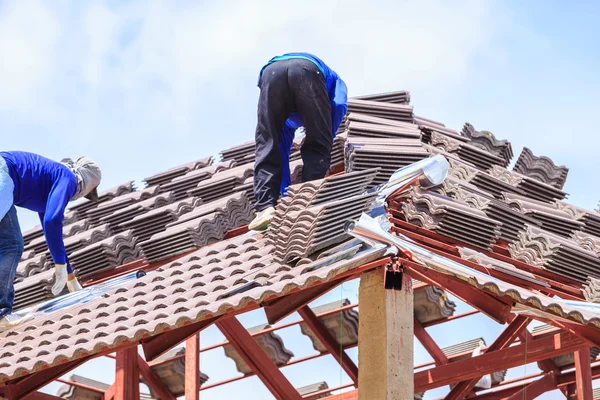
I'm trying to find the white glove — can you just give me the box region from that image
[67,278,83,292]
[51,264,68,296]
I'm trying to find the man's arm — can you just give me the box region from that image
[43,178,76,269]
[330,76,348,138]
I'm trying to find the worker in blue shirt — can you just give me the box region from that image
[249,52,348,231]
[0,152,102,331]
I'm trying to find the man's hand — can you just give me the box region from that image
[67,277,83,292]
[51,264,68,296]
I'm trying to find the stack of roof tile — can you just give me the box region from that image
[513,147,568,190]
[488,166,567,203]
[442,338,507,387]
[532,324,600,367]
[15,254,51,283]
[430,131,507,170]
[223,323,294,375]
[187,163,254,203]
[13,270,60,310]
[119,198,203,242]
[398,188,501,250]
[554,201,600,238]
[570,231,600,256]
[267,170,378,264]
[219,138,304,166]
[21,225,44,248]
[63,218,92,238]
[68,181,136,218]
[353,90,411,104]
[435,177,538,242]
[345,136,428,185]
[160,161,235,201]
[297,382,331,399]
[508,225,600,282]
[99,192,175,233]
[415,116,466,145]
[330,131,347,170]
[85,187,162,225]
[461,123,513,166]
[24,224,114,268]
[299,299,359,352]
[447,159,526,200]
[139,192,254,263]
[346,120,421,140]
[143,157,213,188]
[413,285,457,324]
[502,193,583,238]
[147,348,209,397]
[346,98,414,123]
[69,230,142,279]
[583,277,600,303]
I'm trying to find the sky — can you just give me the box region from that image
[1,0,599,399]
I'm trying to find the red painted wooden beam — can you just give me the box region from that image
[574,347,593,400]
[104,383,114,400]
[185,334,201,400]
[137,354,176,400]
[0,357,89,399]
[446,315,531,399]
[413,317,448,366]
[141,315,220,361]
[216,316,302,400]
[114,348,140,400]
[414,332,586,392]
[404,261,512,324]
[505,372,557,400]
[298,305,359,385]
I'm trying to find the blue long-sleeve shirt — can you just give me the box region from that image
[0,151,77,267]
[258,53,348,193]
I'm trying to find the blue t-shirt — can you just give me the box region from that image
[1,151,77,266]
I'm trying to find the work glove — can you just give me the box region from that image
[51,264,68,296]
[67,277,83,293]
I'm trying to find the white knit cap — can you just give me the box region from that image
[62,157,102,201]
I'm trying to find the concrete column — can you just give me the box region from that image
[358,269,413,400]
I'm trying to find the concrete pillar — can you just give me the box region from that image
[358,268,413,400]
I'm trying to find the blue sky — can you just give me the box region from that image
[1,0,599,398]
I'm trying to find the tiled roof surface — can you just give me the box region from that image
[4,88,599,396]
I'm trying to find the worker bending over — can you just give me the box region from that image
[0,152,101,331]
[249,52,348,231]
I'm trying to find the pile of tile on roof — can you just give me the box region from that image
[413,284,457,324]
[346,98,414,123]
[219,137,304,166]
[532,324,600,367]
[299,299,359,352]
[488,166,567,203]
[70,230,143,279]
[143,157,213,188]
[554,201,600,238]
[119,198,203,242]
[15,254,51,283]
[571,231,600,256]
[147,348,209,397]
[583,277,600,303]
[353,90,411,104]
[396,188,501,250]
[13,270,61,311]
[99,192,175,233]
[159,161,235,201]
[461,123,513,167]
[434,177,538,242]
[297,382,331,399]
[187,163,254,203]
[68,181,136,218]
[502,193,583,238]
[430,131,507,170]
[446,158,526,199]
[139,192,255,263]
[223,323,294,375]
[508,225,600,282]
[266,169,379,264]
[442,338,507,388]
[513,147,568,190]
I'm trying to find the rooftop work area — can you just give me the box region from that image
[1,88,599,400]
